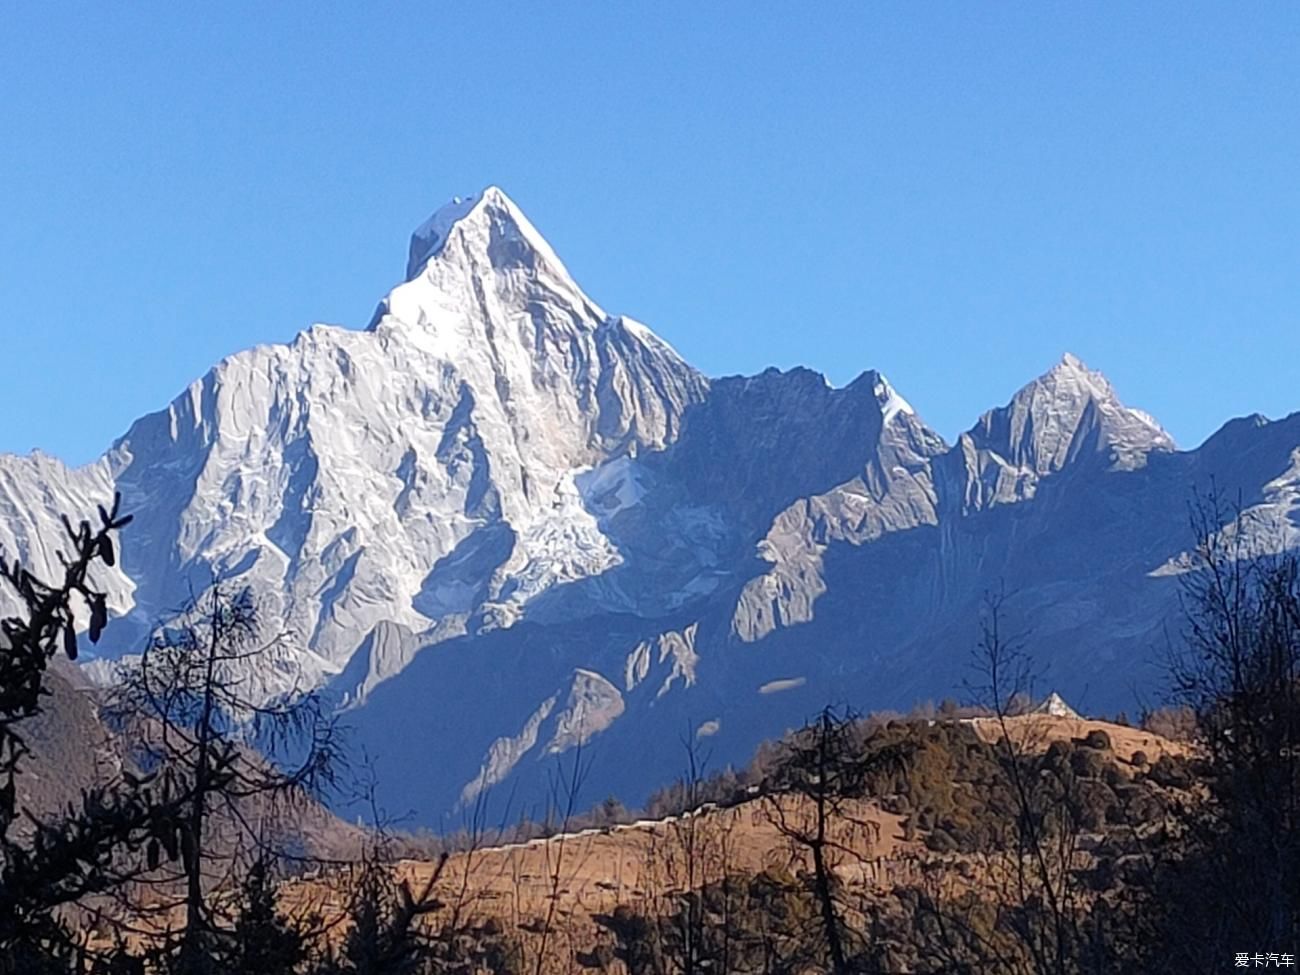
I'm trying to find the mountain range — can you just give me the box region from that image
[2,187,1297,827]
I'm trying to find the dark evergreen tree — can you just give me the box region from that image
[217,858,305,975]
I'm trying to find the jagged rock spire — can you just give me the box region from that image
[967,353,1174,475]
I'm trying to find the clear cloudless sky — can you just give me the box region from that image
[1,3,1298,464]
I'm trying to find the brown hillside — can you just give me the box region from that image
[282,713,1188,970]
[966,713,1190,763]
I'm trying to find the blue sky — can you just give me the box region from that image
[2,3,1297,464]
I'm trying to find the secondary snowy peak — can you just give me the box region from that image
[723,368,947,643]
[966,353,1174,475]
[862,371,915,426]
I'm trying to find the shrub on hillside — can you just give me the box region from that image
[1142,705,1199,742]
[1083,728,1113,750]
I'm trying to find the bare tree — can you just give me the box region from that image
[761,706,904,975]
[898,595,1159,975]
[632,731,731,975]
[661,732,708,975]
[1148,492,1300,969]
[108,584,342,971]
[529,740,589,975]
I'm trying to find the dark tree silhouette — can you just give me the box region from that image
[0,496,186,970]
[762,706,905,975]
[108,584,342,972]
[215,857,305,975]
[1143,494,1300,972]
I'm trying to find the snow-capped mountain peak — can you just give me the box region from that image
[380,187,619,383]
[404,186,577,288]
[968,352,1174,475]
[1045,351,1121,400]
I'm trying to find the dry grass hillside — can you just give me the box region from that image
[280,712,1191,971]
[289,793,912,925]
[966,713,1191,764]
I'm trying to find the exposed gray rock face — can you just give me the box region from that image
[726,370,948,643]
[968,353,1174,478]
[1,187,1297,827]
[0,452,131,616]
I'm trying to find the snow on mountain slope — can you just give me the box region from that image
[0,451,132,620]
[2,187,707,703]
